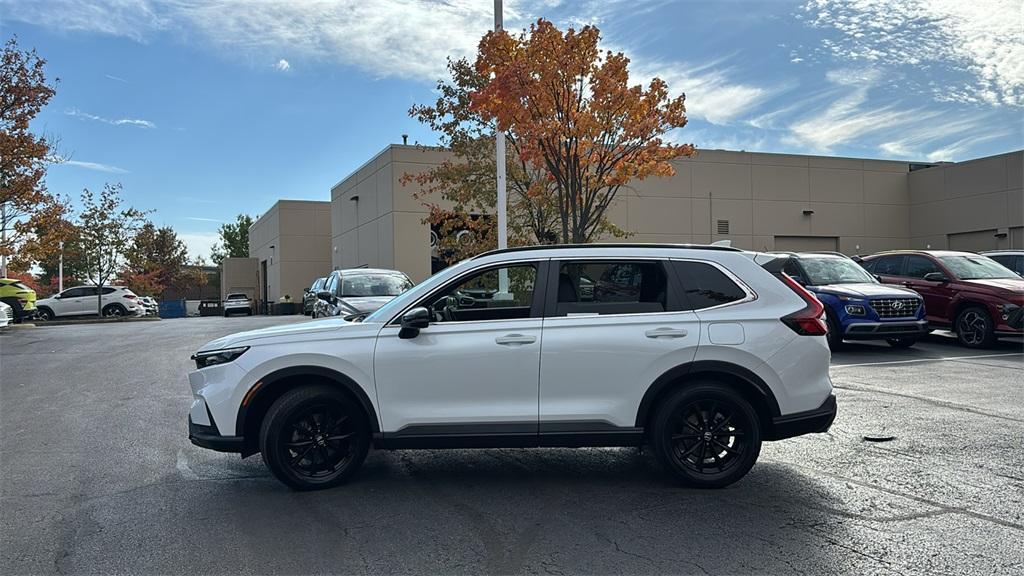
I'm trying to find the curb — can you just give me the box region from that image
[32,317,162,327]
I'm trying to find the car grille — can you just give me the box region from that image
[1,306,12,322]
[870,298,920,318]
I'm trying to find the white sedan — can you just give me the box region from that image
[0,300,13,328]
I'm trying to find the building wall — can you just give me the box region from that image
[249,200,332,303]
[220,257,259,300]
[326,145,1023,282]
[908,151,1023,250]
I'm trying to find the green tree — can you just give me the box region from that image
[122,222,190,296]
[77,183,149,314]
[210,213,254,266]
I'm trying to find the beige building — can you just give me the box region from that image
[329,145,1024,282]
[248,200,332,305]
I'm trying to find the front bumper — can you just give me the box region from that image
[188,416,243,453]
[768,394,837,440]
[843,319,928,340]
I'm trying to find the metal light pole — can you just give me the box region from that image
[494,0,510,297]
[58,241,64,293]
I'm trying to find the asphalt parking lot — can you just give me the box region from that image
[2,317,1022,575]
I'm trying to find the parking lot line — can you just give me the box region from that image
[832,352,1023,369]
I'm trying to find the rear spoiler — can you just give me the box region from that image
[754,253,790,275]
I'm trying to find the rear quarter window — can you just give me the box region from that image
[672,261,747,310]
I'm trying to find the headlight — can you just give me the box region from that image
[844,304,866,316]
[191,346,249,369]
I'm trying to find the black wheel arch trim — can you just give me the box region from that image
[235,365,381,457]
[634,360,782,429]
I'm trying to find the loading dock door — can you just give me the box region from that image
[947,230,998,252]
[774,236,839,252]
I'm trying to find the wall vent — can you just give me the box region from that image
[717,219,730,235]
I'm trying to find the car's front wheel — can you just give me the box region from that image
[259,385,370,491]
[36,306,54,321]
[824,309,844,351]
[650,384,762,488]
[956,306,996,348]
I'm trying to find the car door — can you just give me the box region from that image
[902,255,953,322]
[373,260,548,442]
[56,287,89,316]
[537,258,699,438]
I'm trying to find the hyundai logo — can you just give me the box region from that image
[891,301,904,310]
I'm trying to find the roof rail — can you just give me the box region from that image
[470,243,744,260]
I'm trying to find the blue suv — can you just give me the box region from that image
[780,252,928,349]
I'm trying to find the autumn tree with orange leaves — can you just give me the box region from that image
[471,19,694,244]
[0,36,59,277]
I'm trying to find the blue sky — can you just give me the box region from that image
[2,0,1022,259]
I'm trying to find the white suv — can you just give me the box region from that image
[187,244,835,490]
[222,293,253,316]
[36,285,142,320]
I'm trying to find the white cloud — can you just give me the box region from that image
[66,107,156,129]
[104,74,130,83]
[50,156,129,173]
[275,59,290,72]
[185,216,225,223]
[802,0,1024,107]
[783,68,927,152]
[177,232,220,261]
[631,58,773,125]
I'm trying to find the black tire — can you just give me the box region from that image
[650,383,762,489]
[36,306,54,321]
[2,298,24,323]
[824,309,844,351]
[886,337,917,348]
[102,304,126,317]
[259,385,371,491]
[955,305,996,348]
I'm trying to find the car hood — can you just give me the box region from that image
[198,317,354,351]
[811,282,919,299]
[337,296,395,313]
[960,277,1024,294]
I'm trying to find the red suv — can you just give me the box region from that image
[861,251,1024,348]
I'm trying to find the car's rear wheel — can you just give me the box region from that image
[259,385,370,491]
[956,306,996,348]
[886,337,917,348]
[102,304,126,317]
[650,384,762,488]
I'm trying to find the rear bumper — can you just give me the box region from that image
[188,416,243,453]
[843,320,928,340]
[768,394,837,440]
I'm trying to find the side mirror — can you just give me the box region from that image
[399,306,430,339]
[316,290,335,303]
[923,272,948,283]
[874,274,883,282]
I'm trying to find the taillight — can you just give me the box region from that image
[124,294,137,299]
[779,273,828,336]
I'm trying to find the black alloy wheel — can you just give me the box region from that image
[260,385,370,490]
[102,304,125,317]
[36,307,54,321]
[651,384,762,488]
[956,306,996,349]
[824,309,844,351]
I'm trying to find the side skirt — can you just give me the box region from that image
[374,421,646,450]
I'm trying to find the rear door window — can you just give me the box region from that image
[872,256,905,276]
[671,261,747,310]
[904,256,941,279]
[554,261,668,316]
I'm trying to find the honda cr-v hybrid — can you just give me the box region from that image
[188,244,836,490]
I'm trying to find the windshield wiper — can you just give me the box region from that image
[343,312,369,322]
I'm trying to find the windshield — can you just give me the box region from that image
[939,255,1018,280]
[801,257,876,285]
[340,274,413,297]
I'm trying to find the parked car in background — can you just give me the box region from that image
[137,296,159,315]
[0,300,13,328]
[312,268,414,319]
[35,286,143,320]
[981,250,1024,277]
[303,277,327,315]
[187,244,835,491]
[0,278,37,323]
[223,293,253,316]
[780,252,927,349]
[862,250,1024,348]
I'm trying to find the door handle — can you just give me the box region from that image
[645,327,688,339]
[495,334,536,346]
